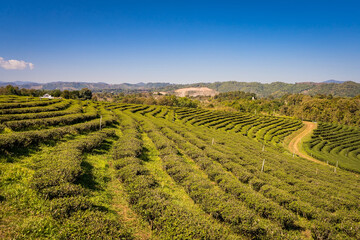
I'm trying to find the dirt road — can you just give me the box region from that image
[287,121,326,165]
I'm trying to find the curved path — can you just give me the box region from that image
[287,121,326,165]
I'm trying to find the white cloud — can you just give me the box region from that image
[0,57,34,70]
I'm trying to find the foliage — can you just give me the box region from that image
[214,93,360,126]
[214,91,257,101]
[279,94,360,126]
[304,122,360,172]
[79,88,92,100]
[0,85,92,99]
[0,107,115,153]
[108,92,199,108]
[1,96,360,239]
[0,101,83,123]
[112,111,235,239]
[159,81,360,97]
[174,107,302,146]
[0,100,71,115]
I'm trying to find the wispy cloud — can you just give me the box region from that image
[0,57,34,70]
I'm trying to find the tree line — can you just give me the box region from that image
[93,92,199,108]
[0,85,92,99]
[214,91,360,126]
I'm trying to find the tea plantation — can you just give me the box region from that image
[1,96,359,239]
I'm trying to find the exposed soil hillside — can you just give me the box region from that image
[174,87,218,97]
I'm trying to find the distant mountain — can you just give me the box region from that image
[323,80,345,84]
[41,81,110,90]
[1,80,359,97]
[0,81,41,87]
[158,81,360,98]
[0,81,172,91]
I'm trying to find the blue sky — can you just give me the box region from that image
[0,0,360,84]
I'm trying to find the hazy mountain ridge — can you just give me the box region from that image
[322,79,345,84]
[0,80,359,97]
[0,81,172,91]
[162,81,360,97]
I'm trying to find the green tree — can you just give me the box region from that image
[79,88,92,100]
[70,90,80,99]
[5,85,18,95]
[61,90,71,99]
[51,89,62,97]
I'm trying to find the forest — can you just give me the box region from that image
[213,92,360,126]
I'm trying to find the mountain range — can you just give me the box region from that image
[0,81,171,91]
[0,80,359,97]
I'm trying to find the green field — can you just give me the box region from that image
[173,107,303,145]
[304,122,360,173]
[1,96,360,239]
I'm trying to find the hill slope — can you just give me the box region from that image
[1,80,359,97]
[1,96,360,239]
[161,81,360,97]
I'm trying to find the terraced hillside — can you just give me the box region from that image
[173,107,303,145]
[304,122,360,173]
[1,96,360,239]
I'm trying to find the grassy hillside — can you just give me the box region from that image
[1,96,360,239]
[172,107,303,146]
[160,81,360,97]
[304,122,360,173]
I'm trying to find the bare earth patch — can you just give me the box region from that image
[287,121,326,165]
[174,87,218,97]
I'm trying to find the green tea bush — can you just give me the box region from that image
[4,108,98,131]
[50,196,92,219]
[41,183,87,200]
[0,100,71,114]
[0,99,61,109]
[0,115,116,153]
[58,210,133,239]
[305,122,360,172]
[112,112,237,239]
[140,119,284,238]
[0,101,82,123]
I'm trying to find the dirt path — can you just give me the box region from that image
[287,121,326,165]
